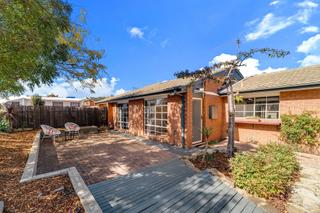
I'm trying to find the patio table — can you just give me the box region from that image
[57,128,75,141]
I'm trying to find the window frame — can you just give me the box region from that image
[117,103,129,129]
[144,98,168,136]
[52,101,63,107]
[208,105,217,119]
[70,102,80,107]
[235,96,279,119]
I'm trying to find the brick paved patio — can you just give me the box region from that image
[37,131,177,185]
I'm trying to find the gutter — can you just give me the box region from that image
[218,83,320,96]
[108,87,185,103]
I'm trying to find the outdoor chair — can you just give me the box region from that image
[40,124,61,143]
[64,122,80,140]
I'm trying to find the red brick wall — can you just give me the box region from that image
[223,96,281,143]
[280,89,320,117]
[168,95,182,146]
[227,88,320,144]
[203,80,225,142]
[234,123,280,144]
[128,99,144,136]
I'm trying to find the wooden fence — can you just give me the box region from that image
[11,106,108,129]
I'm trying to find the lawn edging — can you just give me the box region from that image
[20,131,102,213]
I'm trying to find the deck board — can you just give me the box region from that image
[88,159,264,213]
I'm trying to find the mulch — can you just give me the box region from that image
[0,131,84,213]
[189,151,232,178]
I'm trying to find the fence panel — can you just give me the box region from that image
[11,106,108,129]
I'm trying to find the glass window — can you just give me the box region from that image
[235,105,244,111]
[235,96,279,119]
[117,104,128,129]
[145,98,168,136]
[245,112,254,117]
[235,111,245,117]
[255,97,266,104]
[52,101,63,107]
[70,102,80,107]
[209,105,217,119]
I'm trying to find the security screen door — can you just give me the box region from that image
[192,98,202,143]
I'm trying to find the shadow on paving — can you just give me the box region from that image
[36,132,177,185]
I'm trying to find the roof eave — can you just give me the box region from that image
[108,87,186,103]
[219,83,320,96]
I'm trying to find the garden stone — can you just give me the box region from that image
[37,192,43,198]
[52,186,64,193]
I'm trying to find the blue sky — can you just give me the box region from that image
[22,0,320,98]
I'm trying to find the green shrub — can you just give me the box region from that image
[281,112,320,145]
[231,143,299,199]
[31,94,44,106]
[0,118,11,132]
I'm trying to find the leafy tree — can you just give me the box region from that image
[0,0,106,97]
[31,94,45,106]
[175,46,289,157]
[47,93,59,97]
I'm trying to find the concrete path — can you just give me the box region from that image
[89,159,264,213]
[287,153,320,213]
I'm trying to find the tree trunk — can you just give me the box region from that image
[202,137,209,162]
[226,80,235,158]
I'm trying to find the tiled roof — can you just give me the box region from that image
[96,78,194,103]
[230,64,320,93]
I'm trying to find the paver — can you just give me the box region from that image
[287,153,320,213]
[37,131,177,184]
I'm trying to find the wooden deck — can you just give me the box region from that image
[89,159,264,213]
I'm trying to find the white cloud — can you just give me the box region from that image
[245,18,260,27]
[294,2,318,24]
[297,34,320,66]
[245,13,294,41]
[246,1,318,41]
[297,34,320,53]
[209,53,286,77]
[129,27,144,38]
[270,1,281,6]
[298,55,320,66]
[239,58,286,77]
[209,53,237,65]
[300,26,319,33]
[20,77,126,98]
[114,89,126,96]
[160,39,169,48]
[297,0,318,8]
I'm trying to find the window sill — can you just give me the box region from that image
[235,118,281,125]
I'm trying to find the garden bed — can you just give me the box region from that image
[188,144,300,213]
[0,131,84,212]
[189,151,232,179]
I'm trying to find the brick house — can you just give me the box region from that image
[97,65,320,148]
[222,64,320,144]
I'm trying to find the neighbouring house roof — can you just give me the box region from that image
[82,97,106,102]
[221,64,320,94]
[5,96,82,103]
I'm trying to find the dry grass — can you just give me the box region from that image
[0,131,84,213]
